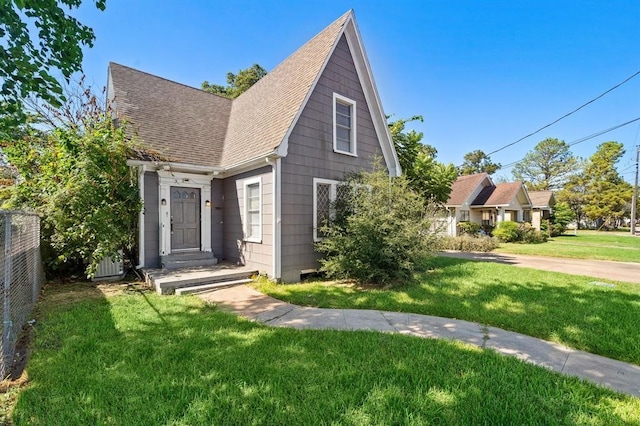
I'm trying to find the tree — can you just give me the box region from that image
[512,138,578,190]
[459,150,500,175]
[201,64,267,99]
[1,0,106,133]
[1,82,141,277]
[582,141,633,229]
[315,164,437,285]
[556,172,587,229]
[388,116,457,203]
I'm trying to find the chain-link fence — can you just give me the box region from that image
[0,211,42,379]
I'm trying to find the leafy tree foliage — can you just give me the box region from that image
[459,150,500,175]
[541,202,575,236]
[582,141,633,229]
[315,164,437,285]
[556,173,587,229]
[388,116,457,203]
[201,64,267,99]
[1,84,141,277]
[0,0,106,133]
[512,138,578,190]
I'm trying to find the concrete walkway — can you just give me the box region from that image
[440,251,640,284]
[200,285,640,398]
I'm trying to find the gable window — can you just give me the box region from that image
[244,177,262,243]
[313,178,341,241]
[333,93,357,156]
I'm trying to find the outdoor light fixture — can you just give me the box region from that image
[205,200,211,207]
[161,198,167,206]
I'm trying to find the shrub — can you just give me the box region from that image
[436,235,498,252]
[457,221,480,235]
[315,165,437,285]
[493,221,520,242]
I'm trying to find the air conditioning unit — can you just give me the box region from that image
[93,252,125,281]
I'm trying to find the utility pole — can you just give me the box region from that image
[631,145,639,236]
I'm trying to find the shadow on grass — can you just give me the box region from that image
[12,284,640,424]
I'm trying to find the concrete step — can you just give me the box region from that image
[161,251,218,269]
[144,266,258,295]
[175,279,253,295]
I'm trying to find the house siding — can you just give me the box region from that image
[222,166,273,273]
[280,34,385,282]
[143,171,160,268]
[211,178,224,258]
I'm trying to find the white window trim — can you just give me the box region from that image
[332,93,357,157]
[313,178,341,242]
[243,177,262,243]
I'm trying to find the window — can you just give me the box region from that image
[313,178,341,241]
[481,210,494,226]
[333,93,357,156]
[460,210,470,221]
[243,177,262,242]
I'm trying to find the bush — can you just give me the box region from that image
[493,221,520,242]
[436,235,498,252]
[315,165,437,285]
[457,221,480,235]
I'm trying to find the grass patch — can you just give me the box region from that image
[254,256,640,366]
[9,282,640,424]
[495,230,640,262]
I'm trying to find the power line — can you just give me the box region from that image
[485,69,640,157]
[498,115,640,170]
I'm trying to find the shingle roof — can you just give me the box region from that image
[109,11,352,169]
[446,173,489,206]
[221,10,351,167]
[471,182,523,206]
[109,63,232,167]
[528,190,555,209]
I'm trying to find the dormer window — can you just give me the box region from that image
[333,93,357,156]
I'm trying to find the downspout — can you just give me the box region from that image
[136,165,146,268]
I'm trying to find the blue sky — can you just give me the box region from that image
[73,0,640,182]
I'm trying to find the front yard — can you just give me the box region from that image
[495,230,640,263]
[255,256,640,366]
[5,282,640,424]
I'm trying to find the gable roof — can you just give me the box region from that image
[108,10,399,174]
[108,63,232,167]
[528,190,555,209]
[446,173,490,206]
[471,181,524,207]
[221,11,350,167]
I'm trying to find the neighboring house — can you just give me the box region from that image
[443,173,533,236]
[528,190,556,230]
[107,10,400,282]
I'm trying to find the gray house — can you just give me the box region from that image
[107,10,400,283]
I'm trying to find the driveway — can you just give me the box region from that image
[439,251,640,284]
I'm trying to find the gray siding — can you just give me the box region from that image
[211,178,224,258]
[280,34,386,282]
[222,166,273,273]
[143,172,160,268]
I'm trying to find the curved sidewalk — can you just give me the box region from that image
[439,251,640,284]
[200,285,640,398]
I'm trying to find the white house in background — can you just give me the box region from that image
[443,173,535,236]
[528,190,556,230]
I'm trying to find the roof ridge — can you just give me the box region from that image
[109,62,232,102]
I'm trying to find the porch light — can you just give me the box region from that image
[205,200,211,208]
[161,198,167,206]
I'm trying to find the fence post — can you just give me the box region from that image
[2,213,13,378]
[32,218,39,304]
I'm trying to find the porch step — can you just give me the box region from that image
[143,264,258,295]
[175,279,253,295]
[161,251,218,269]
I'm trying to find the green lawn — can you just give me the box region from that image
[8,283,640,424]
[495,230,640,262]
[254,256,640,366]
